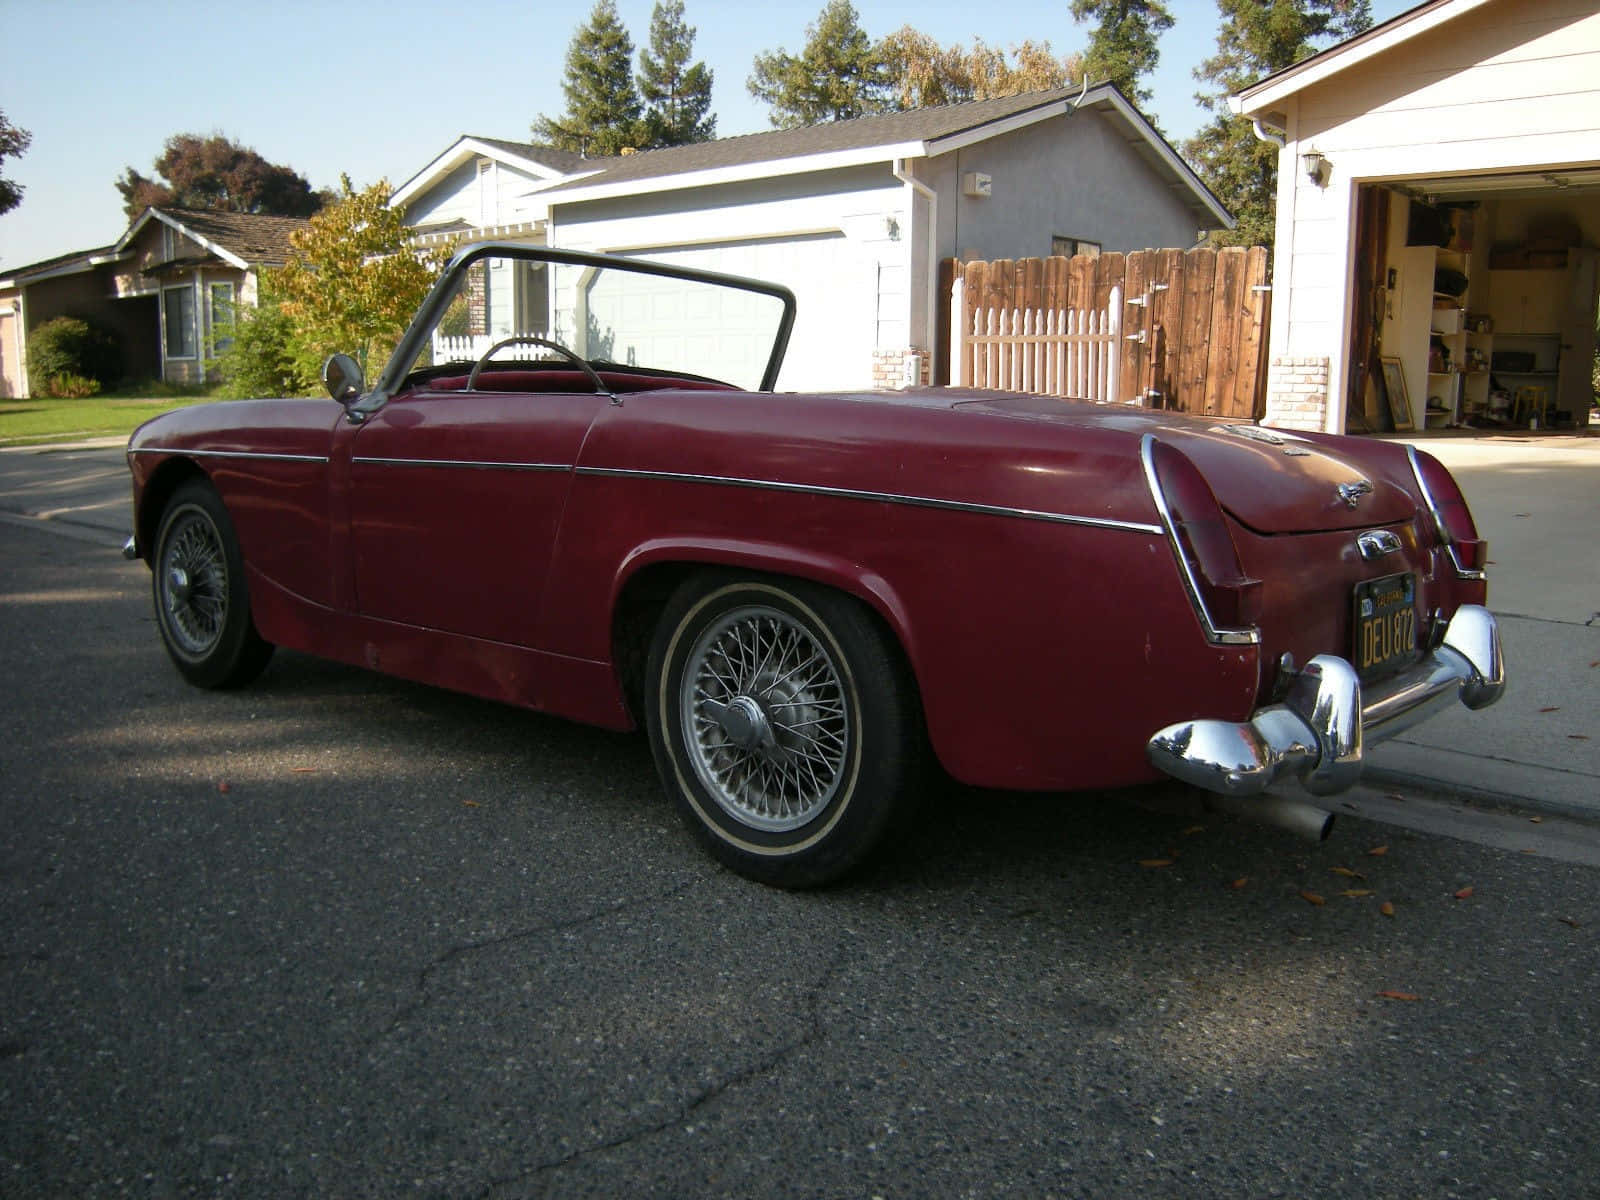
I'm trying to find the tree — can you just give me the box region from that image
[1185,0,1372,247]
[533,0,645,156]
[638,0,716,147]
[0,109,32,217]
[749,0,894,128]
[1070,0,1174,108]
[116,133,323,221]
[257,178,454,388]
[880,28,1080,110]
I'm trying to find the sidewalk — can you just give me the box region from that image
[1364,434,1600,819]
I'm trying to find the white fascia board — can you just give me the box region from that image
[923,100,1072,157]
[1231,0,1488,116]
[114,209,249,269]
[390,136,591,211]
[2,250,131,287]
[532,142,928,207]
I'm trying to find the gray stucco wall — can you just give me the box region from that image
[927,110,1206,262]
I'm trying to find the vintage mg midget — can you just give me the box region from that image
[126,244,1505,886]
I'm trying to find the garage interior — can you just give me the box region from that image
[1346,167,1600,437]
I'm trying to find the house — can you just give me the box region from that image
[0,207,308,397]
[391,86,1232,390]
[1232,0,1600,436]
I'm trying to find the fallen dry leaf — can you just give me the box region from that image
[1539,706,1561,714]
[1559,917,1580,929]
[1341,889,1375,898]
[291,767,318,774]
[1376,990,1420,1002]
[1530,816,1544,823]
[1454,887,1475,900]
[1380,901,1396,917]
[1181,825,1207,837]
[1228,877,1249,890]
[217,780,231,795]
[1140,858,1175,868]
[1383,793,1407,802]
[1569,735,1590,741]
[462,800,481,808]
[1330,866,1366,879]
[1368,845,1389,857]
[1300,890,1326,907]
[1590,661,1599,669]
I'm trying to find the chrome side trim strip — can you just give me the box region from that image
[128,447,329,464]
[1138,433,1261,647]
[352,456,567,473]
[573,466,1164,535]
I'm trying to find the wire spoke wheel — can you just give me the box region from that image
[680,604,850,832]
[159,508,229,658]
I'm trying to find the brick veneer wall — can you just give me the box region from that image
[1262,356,1330,432]
[871,348,930,390]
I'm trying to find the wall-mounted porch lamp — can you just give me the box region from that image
[1301,149,1329,187]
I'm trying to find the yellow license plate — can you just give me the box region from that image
[1354,572,1417,678]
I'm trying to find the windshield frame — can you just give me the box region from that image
[349,241,797,420]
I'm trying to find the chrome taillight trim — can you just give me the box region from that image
[1139,433,1260,647]
[1405,445,1487,581]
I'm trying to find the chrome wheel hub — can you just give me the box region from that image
[680,604,850,832]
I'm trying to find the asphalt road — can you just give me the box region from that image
[2,457,1600,1197]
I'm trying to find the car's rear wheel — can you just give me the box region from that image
[152,479,273,689]
[646,572,922,887]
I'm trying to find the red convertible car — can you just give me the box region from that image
[126,243,1505,886]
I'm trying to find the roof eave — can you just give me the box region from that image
[390,135,585,211]
[1232,0,1487,117]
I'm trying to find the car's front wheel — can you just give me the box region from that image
[646,572,923,887]
[152,479,274,689]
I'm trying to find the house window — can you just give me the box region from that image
[1051,236,1101,259]
[208,283,236,355]
[164,285,197,359]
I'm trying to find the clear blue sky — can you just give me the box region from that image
[0,0,1412,271]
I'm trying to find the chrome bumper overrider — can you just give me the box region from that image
[1147,605,1505,799]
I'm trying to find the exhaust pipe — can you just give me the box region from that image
[1205,792,1334,841]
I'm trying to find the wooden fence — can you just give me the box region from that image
[941,246,1272,419]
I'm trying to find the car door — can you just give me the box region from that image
[344,381,608,648]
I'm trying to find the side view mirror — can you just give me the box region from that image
[322,353,364,404]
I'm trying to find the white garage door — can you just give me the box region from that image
[624,234,879,392]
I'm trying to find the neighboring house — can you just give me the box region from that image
[1233,0,1600,436]
[0,207,307,397]
[111,207,307,386]
[1,244,153,398]
[392,87,1231,390]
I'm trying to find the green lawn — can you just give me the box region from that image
[0,392,217,448]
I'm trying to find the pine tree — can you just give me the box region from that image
[638,1,716,148]
[532,0,644,157]
[1186,0,1372,247]
[748,0,894,128]
[1069,0,1174,108]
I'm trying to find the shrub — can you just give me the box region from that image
[39,372,101,399]
[215,300,314,398]
[27,316,121,391]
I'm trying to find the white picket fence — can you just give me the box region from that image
[432,332,557,363]
[948,279,1123,404]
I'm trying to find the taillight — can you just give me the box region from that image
[1142,435,1262,642]
[1408,447,1487,575]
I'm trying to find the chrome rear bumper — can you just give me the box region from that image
[1147,605,1504,798]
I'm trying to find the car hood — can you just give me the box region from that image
[938,390,1418,534]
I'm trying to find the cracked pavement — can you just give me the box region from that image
[3,501,1600,1198]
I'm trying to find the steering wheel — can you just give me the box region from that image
[465,335,609,395]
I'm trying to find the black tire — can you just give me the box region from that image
[151,479,274,689]
[645,571,923,888]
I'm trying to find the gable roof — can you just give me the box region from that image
[534,84,1231,227]
[0,243,124,288]
[390,135,599,212]
[114,206,308,270]
[1231,0,1489,118]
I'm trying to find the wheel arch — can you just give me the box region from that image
[134,456,210,565]
[608,539,924,728]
